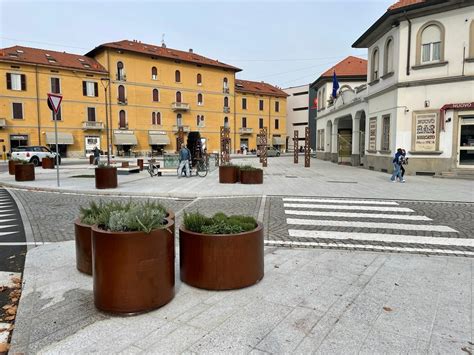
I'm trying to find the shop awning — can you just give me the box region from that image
[45,132,74,145]
[272,137,286,146]
[149,133,170,145]
[114,133,137,145]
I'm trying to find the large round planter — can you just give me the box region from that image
[42,157,55,169]
[8,160,19,175]
[14,164,35,182]
[179,223,264,290]
[240,169,263,184]
[219,165,239,184]
[92,217,175,314]
[74,219,92,275]
[95,167,118,189]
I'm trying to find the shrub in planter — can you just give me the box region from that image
[95,163,118,189]
[239,165,263,184]
[42,157,55,169]
[8,159,20,175]
[92,200,174,314]
[14,161,35,182]
[219,164,240,184]
[180,212,264,290]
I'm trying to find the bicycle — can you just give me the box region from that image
[177,157,208,177]
[147,161,160,177]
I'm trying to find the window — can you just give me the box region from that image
[259,100,264,111]
[175,70,181,82]
[176,113,182,126]
[87,107,96,122]
[197,93,203,105]
[371,48,379,81]
[6,73,26,91]
[242,117,247,128]
[420,24,442,63]
[83,81,98,97]
[52,107,62,121]
[223,77,228,88]
[381,115,390,151]
[275,101,279,112]
[242,98,247,110]
[118,85,126,103]
[384,38,394,75]
[153,89,159,102]
[151,67,158,80]
[50,77,60,94]
[275,119,279,130]
[197,73,202,85]
[224,117,229,128]
[259,118,264,129]
[176,91,182,103]
[119,110,126,128]
[224,96,229,108]
[152,112,161,125]
[12,103,23,119]
[117,61,125,80]
[197,115,205,127]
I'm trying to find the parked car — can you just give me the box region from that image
[11,146,61,166]
[257,146,280,157]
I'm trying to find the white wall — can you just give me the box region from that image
[284,84,309,150]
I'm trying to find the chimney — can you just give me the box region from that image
[189,48,193,53]
[162,43,166,48]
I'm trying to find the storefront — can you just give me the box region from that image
[114,130,137,157]
[272,136,285,152]
[45,132,74,157]
[9,134,28,151]
[148,131,170,156]
[85,136,101,157]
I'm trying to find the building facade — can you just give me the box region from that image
[284,84,309,152]
[314,0,474,175]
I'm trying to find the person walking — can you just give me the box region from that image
[399,149,407,182]
[93,145,100,165]
[177,143,191,178]
[390,148,403,182]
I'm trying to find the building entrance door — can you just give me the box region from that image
[458,116,474,167]
[338,129,352,164]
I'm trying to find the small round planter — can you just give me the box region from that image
[95,167,118,189]
[137,159,144,171]
[14,164,35,182]
[92,218,175,314]
[121,161,129,168]
[74,219,92,275]
[42,157,55,169]
[8,160,19,175]
[219,165,239,184]
[179,223,264,290]
[240,169,263,184]
[89,155,95,165]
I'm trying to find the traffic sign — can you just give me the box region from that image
[47,93,63,114]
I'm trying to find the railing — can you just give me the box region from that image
[117,98,128,105]
[223,106,230,113]
[0,118,6,128]
[172,125,190,132]
[82,121,104,130]
[223,88,230,94]
[239,127,253,134]
[171,102,190,111]
[116,73,127,81]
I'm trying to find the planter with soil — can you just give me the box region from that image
[14,163,35,182]
[95,166,118,189]
[239,166,263,184]
[218,165,239,184]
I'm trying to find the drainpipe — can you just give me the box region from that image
[268,96,271,145]
[233,86,236,153]
[35,65,41,145]
[106,49,113,155]
[405,13,412,76]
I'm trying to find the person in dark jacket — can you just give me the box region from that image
[177,143,191,178]
[390,148,403,182]
[93,145,100,165]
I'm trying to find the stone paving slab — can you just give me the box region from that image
[10,241,474,354]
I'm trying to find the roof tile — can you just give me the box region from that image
[320,56,367,77]
[388,0,425,11]
[235,79,288,98]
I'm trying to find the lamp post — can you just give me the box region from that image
[100,78,111,165]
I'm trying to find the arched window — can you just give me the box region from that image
[224,96,229,108]
[197,115,205,127]
[371,48,379,81]
[197,93,203,105]
[118,85,126,103]
[152,112,161,125]
[175,70,181,82]
[117,61,125,81]
[176,113,182,126]
[224,116,229,128]
[151,67,158,80]
[321,88,326,108]
[384,38,394,75]
[416,21,445,64]
[197,73,202,85]
[153,88,159,102]
[176,91,182,103]
[223,77,228,88]
[119,110,126,128]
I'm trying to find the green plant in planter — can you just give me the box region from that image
[184,212,257,235]
[97,162,115,168]
[238,165,262,171]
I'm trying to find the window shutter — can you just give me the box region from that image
[6,73,11,90]
[94,82,98,97]
[82,81,87,96]
[20,74,26,90]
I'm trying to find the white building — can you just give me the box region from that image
[284,84,310,151]
[315,0,474,176]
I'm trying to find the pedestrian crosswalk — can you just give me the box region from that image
[0,190,21,239]
[266,196,473,257]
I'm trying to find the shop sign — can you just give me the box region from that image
[414,113,437,151]
[10,135,28,140]
[368,118,377,151]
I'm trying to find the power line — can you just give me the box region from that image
[0,37,90,51]
[221,54,366,62]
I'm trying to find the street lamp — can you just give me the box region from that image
[100,77,111,165]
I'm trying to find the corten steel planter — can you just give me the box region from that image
[137,159,144,171]
[42,157,55,169]
[219,165,239,184]
[240,169,263,184]
[8,160,19,175]
[89,155,94,164]
[179,222,264,290]
[74,219,92,275]
[14,164,35,182]
[121,161,129,168]
[92,217,175,314]
[95,167,118,189]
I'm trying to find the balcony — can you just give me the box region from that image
[223,88,230,94]
[223,106,230,113]
[172,102,190,111]
[239,127,253,135]
[82,121,104,130]
[0,118,6,128]
[172,125,190,133]
[117,98,128,105]
[116,73,127,81]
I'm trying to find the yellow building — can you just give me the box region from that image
[0,40,287,157]
[235,79,288,151]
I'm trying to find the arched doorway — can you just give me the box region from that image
[336,115,353,165]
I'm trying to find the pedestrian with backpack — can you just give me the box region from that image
[390,148,403,182]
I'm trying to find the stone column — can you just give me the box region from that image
[330,119,338,163]
[351,118,360,166]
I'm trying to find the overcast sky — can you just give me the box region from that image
[0,0,394,88]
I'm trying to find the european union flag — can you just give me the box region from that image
[332,71,339,98]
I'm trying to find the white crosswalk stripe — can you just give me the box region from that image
[283,203,414,212]
[283,198,399,205]
[285,210,432,221]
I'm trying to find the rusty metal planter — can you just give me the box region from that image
[219,165,239,184]
[95,167,118,189]
[14,164,35,181]
[137,159,144,171]
[179,223,264,290]
[240,169,263,184]
[74,219,92,275]
[42,157,55,169]
[92,218,175,314]
[8,160,19,175]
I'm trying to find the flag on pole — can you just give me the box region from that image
[332,71,339,98]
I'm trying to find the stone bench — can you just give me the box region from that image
[117,166,141,175]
